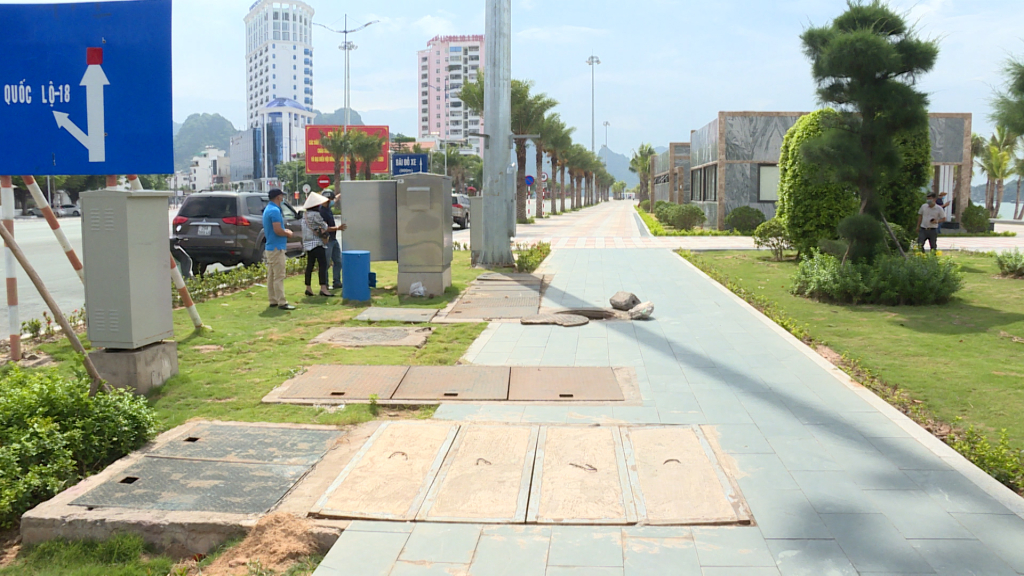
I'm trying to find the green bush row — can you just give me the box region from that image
[515,242,552,273]
[173,258,306,307]
[635,205,739,237]
[790,251,965,305]
[0,365,156,529]
[996,249,1024,278]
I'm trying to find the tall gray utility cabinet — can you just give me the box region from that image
[396,173,453,296]
[80,190,174,349]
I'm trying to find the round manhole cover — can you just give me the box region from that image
[521,314,589,327]
[556,308,619,320]
[311,327,433,347]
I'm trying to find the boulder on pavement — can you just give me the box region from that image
[610,291,641,311]
[628,301,655,320]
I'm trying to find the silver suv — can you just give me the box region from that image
[452,194,471,229]
[171,192,304,273]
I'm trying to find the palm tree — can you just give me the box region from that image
[549,126,576,213]
[565,144,587,210]
[319,128,353,195]
[629,144,656,202]
[1013,148,1024,220]
[535,113,568,218]
[511,83,557,223]
[352,131,389,181]
[988,144,1014,219]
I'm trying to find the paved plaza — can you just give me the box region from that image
[316,202,1024,576]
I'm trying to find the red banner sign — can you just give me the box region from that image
[305,125,390,176]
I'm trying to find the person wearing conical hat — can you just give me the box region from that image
[301,192,342,298]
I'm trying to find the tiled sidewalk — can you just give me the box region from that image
[315,248,1024,575]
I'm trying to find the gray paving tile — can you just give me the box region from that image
[612,406,661,424]
[950,513,1024,572]
[390,562,470,576]
[790,471,877,514]
[903,470,1012,514]
[548,526,624,568]
[692,527,775,567]
[740,488,832,539]
[622,526,693,538]
[546,567,623,576]
[347,520,416,533]
[469,531,549,576]
[471,353,511,366]
[700,567,781,575]
[732,453,798,491]
[623,536,702,575]
[767,437,842,471]
[481,524,551,537]
[910,538,1018,576]
[565,406,620,424]
[433,404,483,422]
[400,523,482,564]
[819,513,933,573]
[841,412,911,438]
[868,437,952,471]
[465,405,525,423]
[766,539,856,576]
[712,424,775,454]
[658,408,708,424]
[316,531,409,576]
[864,490,973,539]
[521,406,570,423]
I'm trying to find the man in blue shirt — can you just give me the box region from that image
[263,189,296,310]
[320,190,347,289]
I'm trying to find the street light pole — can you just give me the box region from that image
[586,55,601,153]
[314,16,379,180]
[603,121,610,149]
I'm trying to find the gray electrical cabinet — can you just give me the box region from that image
[396,174,453,296]
[80,190,174,349]
[339,181,398,261]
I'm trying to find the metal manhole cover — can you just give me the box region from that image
[509,367,624,401]
[522,314,590,327]
[72,458,308,514]
[310,327,433,347]
[448,306,541,319]
[281,365,409,400]
[354,308,438,323]
[557,308,621,320]
[476,273,542,283]
[392,366,510,400]
[149,424,343,466]
[458,295,540,308]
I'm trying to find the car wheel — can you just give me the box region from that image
[73,211,80,217]
[247,239,266,267]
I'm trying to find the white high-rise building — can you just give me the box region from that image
[245,0,315,124]
[417,34,485,156]
[240,0,316,191]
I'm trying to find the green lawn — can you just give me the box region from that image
[684,250,1024,447]
[41,251,489,432]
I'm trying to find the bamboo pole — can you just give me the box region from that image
[0,218,106,395]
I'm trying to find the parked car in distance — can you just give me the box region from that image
[57,204,81,217]
[171,191,304,275]
[452,193,471,229]
[24,206,45,217]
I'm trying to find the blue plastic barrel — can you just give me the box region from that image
[341,250,371,301]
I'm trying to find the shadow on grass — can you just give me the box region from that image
[890,302,1024,335]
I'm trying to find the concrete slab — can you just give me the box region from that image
[313,422,459,521]
[355,307,439,323]
[393,366,510,401]
[509,367,624,401]
[418,425,537,523]
[310,326,433,348]
[89,341,178,395]
[280,365,409,401]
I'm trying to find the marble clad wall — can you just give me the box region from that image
[929,116,966,164]
[691,119,718,166]
[673,143,691,165]
[724,163,776,221]
[653,149,671,175]
[724,114,802,162]
[693,201,718,225]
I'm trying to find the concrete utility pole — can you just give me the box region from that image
[587,55,601,152]
[479,0,515,267]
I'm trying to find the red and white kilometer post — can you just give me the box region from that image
[126,175,204,330]
[22,176,84,283]
[0,176,19,361]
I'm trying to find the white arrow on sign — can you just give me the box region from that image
[54,63,109,162]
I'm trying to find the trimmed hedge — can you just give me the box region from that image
[0,365,156,528]
[724,206,766,234]
[961,201,990,233]
[790,251,965,305]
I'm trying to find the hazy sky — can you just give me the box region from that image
[6,0,1024,156]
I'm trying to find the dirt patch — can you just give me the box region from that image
[0,529,20,568]
[193,345,225,353]
[198,513,318,575]
[814,345,843,366]
[999,331,1024,344]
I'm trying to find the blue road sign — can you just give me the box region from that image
[525,175,535,187]
[0,0,173,176]
[392,153,429,176]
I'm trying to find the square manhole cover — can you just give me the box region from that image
[392,366,511,401]
[310,327,432,348]
[150,423,343,466]
[354,308,438,323]
[509,367,625,401]
[281,365,409,400]
[72,458,308,514]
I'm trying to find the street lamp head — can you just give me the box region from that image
[587,55,601,65]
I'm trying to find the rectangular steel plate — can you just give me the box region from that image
[475,273,543,284]
[312,422,459,520]
[457,295,542,307]
[71,458,308,514]
[354,308,438,323]
[392,366,511,401]
[527,426,636,524]
[509,367,625,401]
[623,426,748,525]
[447,306,541,320]
[281,365,409,400]
[149,423,343,466]
[418,425,538,523]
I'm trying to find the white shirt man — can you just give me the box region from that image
[916,194,946,252]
